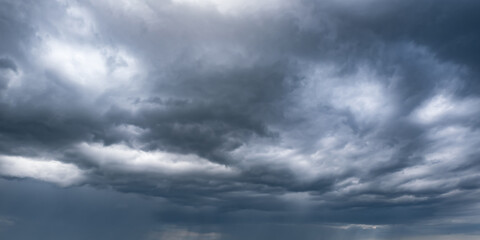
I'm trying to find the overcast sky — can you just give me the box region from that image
[1,0,480,239]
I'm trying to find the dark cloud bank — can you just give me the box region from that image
[1,0,480,239]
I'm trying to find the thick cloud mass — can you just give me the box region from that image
[1,0,480,239]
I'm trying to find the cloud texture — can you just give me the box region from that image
[1,0,480,239]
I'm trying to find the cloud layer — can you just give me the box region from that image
[1,0,480,239]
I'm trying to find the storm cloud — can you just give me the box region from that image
[1,0,480,239]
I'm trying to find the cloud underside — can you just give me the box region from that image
[1,0,480,237]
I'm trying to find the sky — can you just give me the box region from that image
[1,0,480,239]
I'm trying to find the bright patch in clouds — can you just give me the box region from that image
[41,39,107,88]
[77,143,236,176]
[299,65,393,123]
[0,156,85,186]
[412,94,480,124]
[36,38,141,95]
[331,81,389,121]
[172,0,289,14]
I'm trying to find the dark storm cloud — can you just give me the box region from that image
[1,0,480,239]
[0,58,17,72]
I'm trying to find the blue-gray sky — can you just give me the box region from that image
[1,0,480,239]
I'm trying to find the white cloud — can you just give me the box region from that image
[231,132,395,183]
[36,38,141,94]
[40,39,107,88]
[331,81,389,121]
[77,143,236,176]
[330,223,386,230]
[298,64,394,124]
[0,155,85,186]
[171,0,292,15]
[411,94,480,124]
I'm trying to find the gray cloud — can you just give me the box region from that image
[1,0,480,239]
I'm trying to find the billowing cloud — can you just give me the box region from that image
[1,0,480,239]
